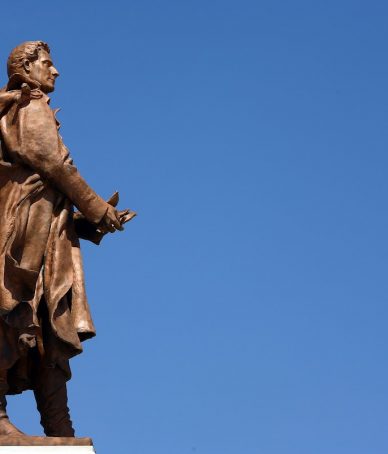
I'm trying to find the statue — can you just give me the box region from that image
[0,41,135,445]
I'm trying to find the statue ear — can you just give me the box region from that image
[22,59,31,73]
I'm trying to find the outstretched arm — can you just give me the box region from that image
[0,92,120,227]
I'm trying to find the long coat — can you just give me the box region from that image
[0,80,108,394]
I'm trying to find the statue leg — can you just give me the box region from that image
[33,364,75,437]
[0,369,24,436]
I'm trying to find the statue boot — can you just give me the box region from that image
[34,365,75,437]
[0,370,24,437]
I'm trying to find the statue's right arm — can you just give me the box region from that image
[1,96,109,225]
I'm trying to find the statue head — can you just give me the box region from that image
[7,41,59,93]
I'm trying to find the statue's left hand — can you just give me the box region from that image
[118,209,137,225]
[98,191,136,233]
[106,191,137,229]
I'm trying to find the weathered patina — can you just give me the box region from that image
[0,41,135,444]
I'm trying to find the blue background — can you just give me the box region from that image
[1,0,388,453]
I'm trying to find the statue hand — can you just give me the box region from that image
[106,192,137,228]
[118,209,137,225]
[99,204,123,233]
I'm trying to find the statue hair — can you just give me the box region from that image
[7,41,50,77]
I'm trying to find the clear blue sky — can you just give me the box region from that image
[2,0,388,453]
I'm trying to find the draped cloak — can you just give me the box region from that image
[0,85,108,394]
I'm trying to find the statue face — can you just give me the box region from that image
[24,49,59,93]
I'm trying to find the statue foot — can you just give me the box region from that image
[0,417,24,437]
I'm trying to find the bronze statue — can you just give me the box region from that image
[0,41,135,445]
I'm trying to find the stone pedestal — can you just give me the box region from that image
[0,448,95,453]
[0,437,95,453]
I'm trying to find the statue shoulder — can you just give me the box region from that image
[0,90,19,116]
[0,87,49,119]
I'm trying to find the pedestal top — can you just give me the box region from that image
[0,436,95,452]
[0,437,92,446]
[0,448,95,453]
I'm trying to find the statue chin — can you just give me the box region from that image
[41,84,55,93]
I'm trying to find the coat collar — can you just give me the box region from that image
[6,73,50,104]
[6,72,41,91]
